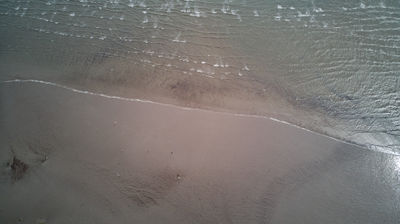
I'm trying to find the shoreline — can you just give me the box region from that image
[1,81,399,223]
[2,79,397,156]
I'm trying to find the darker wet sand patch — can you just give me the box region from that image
[8,156,28,181]
[3,141,52,182]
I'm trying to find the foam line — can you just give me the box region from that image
[2,79,399,156]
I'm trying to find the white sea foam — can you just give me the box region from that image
[143,15,148,23]
[173,32,186,43]
[253,10,259,17]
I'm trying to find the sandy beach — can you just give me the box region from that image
[1,81,399,223]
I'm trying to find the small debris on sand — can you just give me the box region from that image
[40,155,48,163]
[10,157,28,180]
[176,174,181,181]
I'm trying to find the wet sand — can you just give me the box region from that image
[0,81,399,223]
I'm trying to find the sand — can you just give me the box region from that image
[1,81,399,223]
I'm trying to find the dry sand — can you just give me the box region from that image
[1,81,399,223]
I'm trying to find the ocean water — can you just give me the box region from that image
[0,0,399,154]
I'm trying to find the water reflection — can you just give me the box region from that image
[0,0,399,154]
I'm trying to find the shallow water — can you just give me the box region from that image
[0,0,399,154]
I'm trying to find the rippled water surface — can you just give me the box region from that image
[1,0,399,153]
